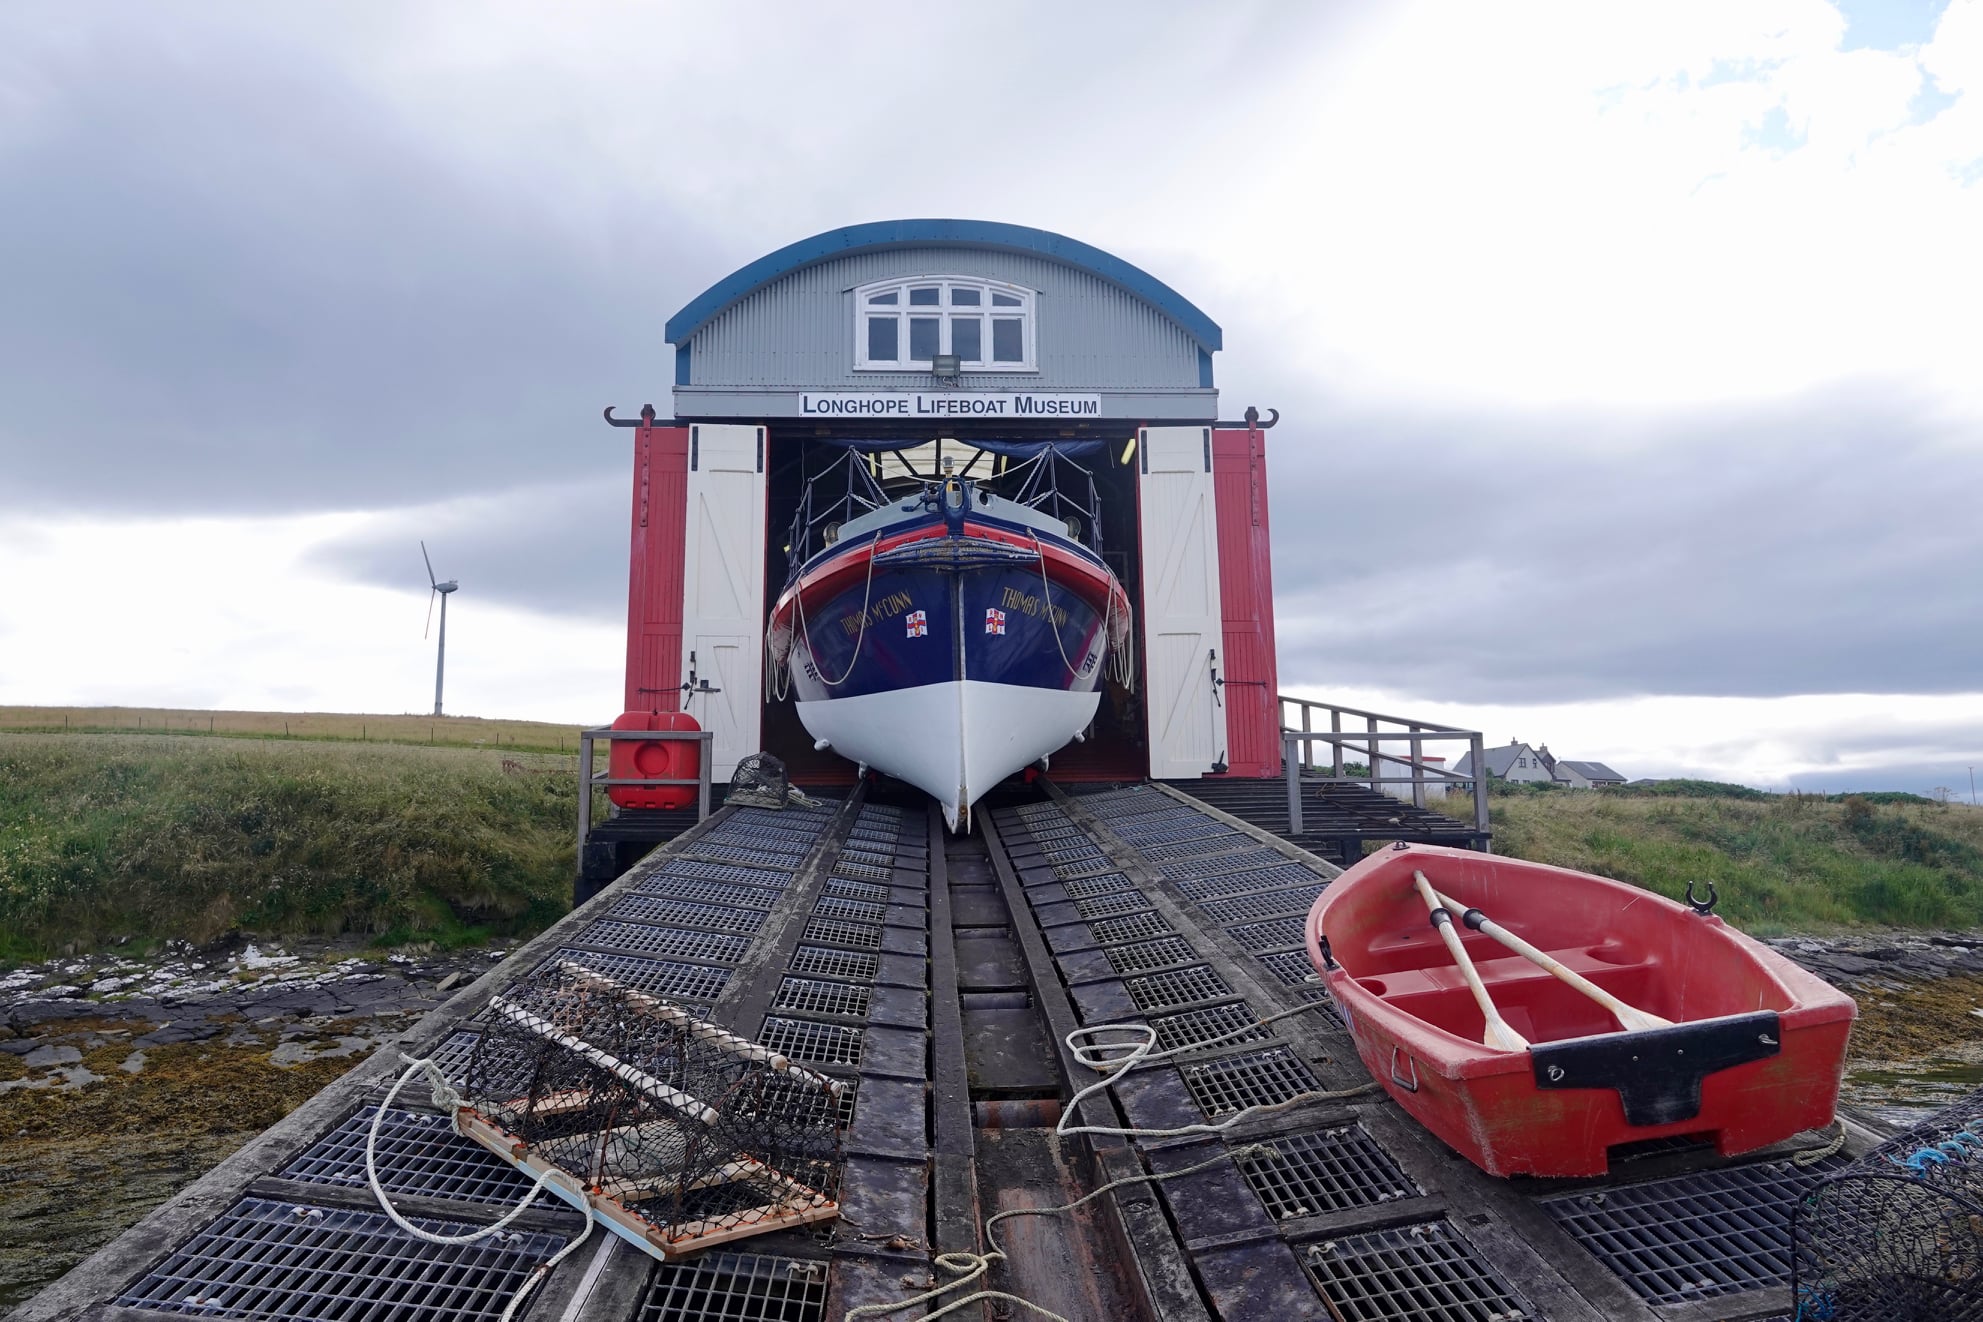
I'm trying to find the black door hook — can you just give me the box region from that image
[1685,879,1719,916]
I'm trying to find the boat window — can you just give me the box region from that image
[853,276,1036,371]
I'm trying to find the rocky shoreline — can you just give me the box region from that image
[0,937,509,1311]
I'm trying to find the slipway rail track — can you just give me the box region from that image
[18,784,1878,1322]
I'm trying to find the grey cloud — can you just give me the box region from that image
[307,477,628,622]
[1266,386,1983,703]
[0,7,713,517]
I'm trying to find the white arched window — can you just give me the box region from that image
[853,276,1037,372]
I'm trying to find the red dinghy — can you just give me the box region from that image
[1304,843,1856,1178]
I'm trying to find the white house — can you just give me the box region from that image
[1452,742,1555,784]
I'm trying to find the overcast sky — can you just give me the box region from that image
[2,1,1979,795]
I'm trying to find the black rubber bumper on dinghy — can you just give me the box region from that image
[1530,1010,1782,1127]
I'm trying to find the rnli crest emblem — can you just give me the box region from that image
[905,610,928,638]
[984,608,1006,635]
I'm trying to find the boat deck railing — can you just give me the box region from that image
[1279,694,1490,843]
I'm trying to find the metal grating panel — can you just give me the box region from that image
[1158,847,1295,879]
[701,821,821,848]
[425,1031,481,1086]
[576,921,750,964]
[1179,1048,1318,1115]
[1124,964,1234,1010]
[1227,917,1308,951]
[1235,1125,1420,1219]
[1051,856,1119,881]
[638,875,779,910]
[759,1016,864,1067]
[1071,890,1154,920]
[1177,863,1324,899]
[685,839,808,866]
[1304,1220,1531,1322]
[1026,824,1088,845]
[611,895,766,935]
[1112,822,1232,847]
[833,859,896,883]
[801,917,883,950]
[1062,872,1137,900]
[1147,1002,1271,1053]
[658,858,796,890]
[639,1250,831,1322]
[116,1196,567,1321]
[824,877,891,902]
[814,895,888,923]
[773,976,873,1019]
[1088,911,1174,944]
[1259,949,1322,987]
[1044,842,1107,865]
[837,846,897,867]
[1130,834,1250,862]
[1538,1157,1841,1305]
[546,949,730,1002]
[1102,936,1198,974]
[281,1107,542,1205]
[790,945,881,982]
[1200,886,1327,925]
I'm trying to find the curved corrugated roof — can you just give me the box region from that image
[664,219,1223,352]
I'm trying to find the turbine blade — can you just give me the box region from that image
[421,540,437,588]
[425,588,436,639]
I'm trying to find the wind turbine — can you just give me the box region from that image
[422,541,460,716]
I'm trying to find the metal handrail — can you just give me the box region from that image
[1278,695,1490,848]
[576,727,716,855]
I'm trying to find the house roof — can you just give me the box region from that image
[1557,760,1625,782]
[1453,744,1532,778]
[663,218,1224,350]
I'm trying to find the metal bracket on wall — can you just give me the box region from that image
[1212,405,1279,430]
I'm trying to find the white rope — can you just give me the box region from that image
[1058,1002,1380,1141]
[845,1143,1265,1322]
[1029,530,1094,681]
[366,1054,597,1322]
[795,532,883,689]
[848,1001,1376,1321]
[1793,1118,1849,1166]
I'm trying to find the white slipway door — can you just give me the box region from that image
[681,424,767,783]
[1138,426,1228,779]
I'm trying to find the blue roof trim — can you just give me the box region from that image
[664,219,1222,352]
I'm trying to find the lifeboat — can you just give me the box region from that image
[768,450,1131,832]
[1305,843,1856,1178]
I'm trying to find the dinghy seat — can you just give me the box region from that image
[1357,945,1661,1045]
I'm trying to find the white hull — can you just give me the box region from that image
[796,680,1099,831]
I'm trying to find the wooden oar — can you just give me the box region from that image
[1429,884,1673,1034]
[1412,871,1529,1052]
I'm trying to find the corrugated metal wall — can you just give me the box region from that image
[688,247,1204,390]
[1212,427,1282,778]
[624,425,689,711]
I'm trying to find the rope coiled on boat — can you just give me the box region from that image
[366,1053,596,1322]
[793,532,884,690]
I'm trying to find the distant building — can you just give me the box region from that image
[1452,742,1555,784]
[1554,760,1626,789]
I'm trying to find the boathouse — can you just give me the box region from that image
[613,220,1282,791]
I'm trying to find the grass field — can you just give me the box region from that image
[0,732,579,960]
[0,705,584,752]
[1479,781,1983,933]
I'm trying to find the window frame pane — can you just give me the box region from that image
[866,315,899,364]
[854,277,1035,371]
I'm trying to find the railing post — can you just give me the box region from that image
[1409,726,1426,810]
[1366,716,1380,790]
[1332,708,1343,779]
[697,731,714,821]
[577,730,595,854]
[1301,702,1313,774]
[1285,733,1303,835]
[1470,732,1490,852]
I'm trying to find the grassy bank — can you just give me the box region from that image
[1476,780,1983,932]
[0,705,582,753]
[0,734,577,960]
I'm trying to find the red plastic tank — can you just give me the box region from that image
[607,710,700,810]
